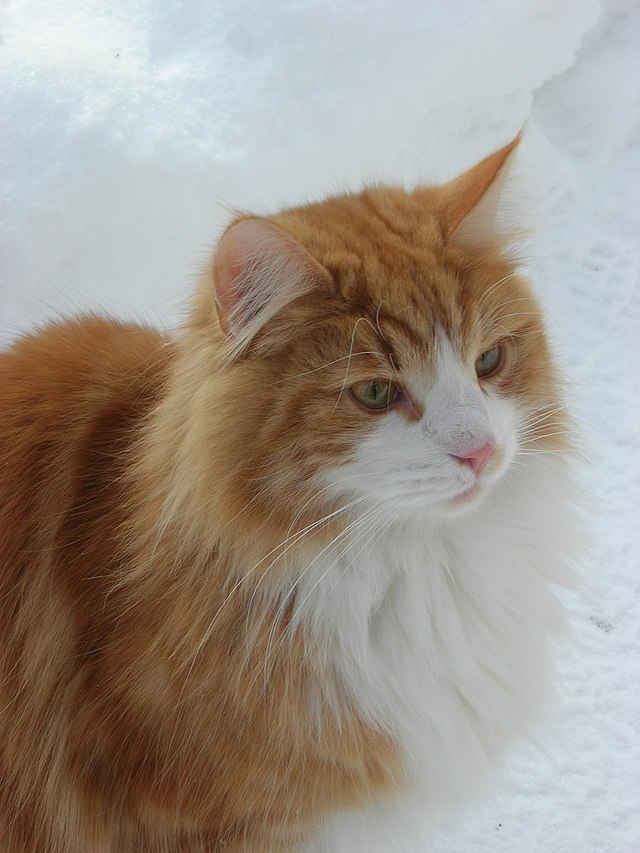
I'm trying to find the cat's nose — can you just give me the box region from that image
[451,441,496,475]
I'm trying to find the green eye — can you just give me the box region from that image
[350,379,399,411]
[475,345,503,378]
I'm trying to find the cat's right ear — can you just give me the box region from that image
[420,134,523,249]
[212,218,328,357]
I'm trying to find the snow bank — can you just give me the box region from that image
[1,0,598,335]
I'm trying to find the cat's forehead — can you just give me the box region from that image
[274,187,470,332]
[269,186,533,372]
[273,187,444,264]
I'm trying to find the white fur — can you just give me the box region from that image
[288,333,580,852]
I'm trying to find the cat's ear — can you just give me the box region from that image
[212,218,327,355]
[427,134,522,248]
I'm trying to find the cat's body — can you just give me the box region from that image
[0,138,579,852]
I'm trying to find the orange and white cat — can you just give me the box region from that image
[0,136,579,852]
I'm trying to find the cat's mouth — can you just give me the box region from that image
[449,445,508,508]
[451,483,482,505]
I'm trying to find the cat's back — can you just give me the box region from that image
[0,316,172,576]
[0,317,173,851]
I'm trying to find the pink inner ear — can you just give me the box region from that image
[212,220,268,335]
[212,218,326,339]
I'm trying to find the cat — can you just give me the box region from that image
[0,135,580,852]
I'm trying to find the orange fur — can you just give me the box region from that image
[0,138,569,851]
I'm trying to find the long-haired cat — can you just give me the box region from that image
[0,136,579,852]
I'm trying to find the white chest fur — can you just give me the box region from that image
[293,456,579,851]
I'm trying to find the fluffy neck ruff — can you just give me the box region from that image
[131,330,579,815]
[283,452,579,808]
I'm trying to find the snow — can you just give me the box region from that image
[1,1,638,851]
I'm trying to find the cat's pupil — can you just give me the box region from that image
[350,378,398,411]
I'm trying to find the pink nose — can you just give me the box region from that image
[452,442,496,475]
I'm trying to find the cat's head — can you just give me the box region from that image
[189,136,568,535]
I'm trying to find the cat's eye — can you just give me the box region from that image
[475,345,503,378]
[350,379,399,412]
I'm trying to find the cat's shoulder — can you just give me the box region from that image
[0,314,174,455]
[0,315,172,401]
[2,314,167,376]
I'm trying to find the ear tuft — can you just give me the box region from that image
[212,218,326,357]
[426,134,523,248]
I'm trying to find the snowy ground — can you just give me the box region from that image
[1,1,638,851]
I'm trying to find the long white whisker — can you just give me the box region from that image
[170,501,380,715]
[260,503,386,686]
[276,351,383,383]
[260,507,381,685]
[518,431,568,445]
[308,504,395,621]
[477,273,520,310]
[331,318,369,416]
[519,405,565,425]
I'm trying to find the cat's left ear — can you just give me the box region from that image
[428,133,522,248]
[212,218,329,357]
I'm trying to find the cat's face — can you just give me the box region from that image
[322,327,519,520]
[235,213,557,522]
[199,138,567,535]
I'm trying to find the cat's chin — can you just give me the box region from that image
[438,490,487,519]
[386,482,491,522]
[438,452,513,519]
[431,480,495,520]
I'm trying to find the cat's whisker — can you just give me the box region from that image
[508,459,537,475]
[487,295,534,311]
[518,421,570,437]
[374,302,391,346]
[260,514,377,682]
[275,351,383,383]
[388,350,402,384]
[281,470,387,544]
[518,415,562,431]
[375,302,383,337]
[517,431,569,445]
[518,406,566,429]
[509,327,545,338]
[476,273,520,310]
[521,403,566,419]
[228,511,376,699]
[171,489,391,709]
[491,324,518,351]
[484,320,545,341]
[331,316,392,416]
[517,448,569,456]
[321,505,397,612]
[172,495,369,667]
[251,493,376,604]
[289,507,399,687]
[325,507,398,626]
[481,296,535,328]
[272,503,383,632]
[261,468,398,572]
[260,504,387,689]
[331,317,369,416]
[491,311,542,321]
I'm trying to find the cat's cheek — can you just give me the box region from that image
[479,395,519,478]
